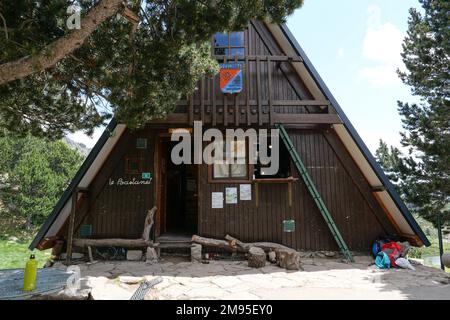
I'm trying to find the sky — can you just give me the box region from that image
[68,0,421,153]
[285,0,421,152]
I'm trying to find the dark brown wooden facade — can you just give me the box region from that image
[57,21,405,252]
[156,20,339,127]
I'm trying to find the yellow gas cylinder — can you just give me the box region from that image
[23,254,38,291]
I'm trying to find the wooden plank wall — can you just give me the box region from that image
[75,129,156,239]
[174,21,322,126]
[198,128,393,251]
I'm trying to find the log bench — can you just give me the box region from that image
[66,207,158,263]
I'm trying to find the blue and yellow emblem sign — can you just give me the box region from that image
[219,63,243,94]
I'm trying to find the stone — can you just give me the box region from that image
[301,258,314,265]
[324,251,336,258]
[127,250,143,261]
[298,251,314,258]
[146,247,158,263]
[119,276,143,284]
[224,291,261,300]
[191,244,202,263]
[211,276,243,289]
[90,282,133,300]
[187,287,227,299]
[60,252,84,260]
[268,251,277,263]
[442,253,450,268]
[315,252,326,258]
[247,247,266,268]
[276,249,301,270]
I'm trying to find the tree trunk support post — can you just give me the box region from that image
[65,187,89,265]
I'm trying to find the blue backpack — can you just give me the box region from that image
[372,238,387,257]
[375,251,391,269]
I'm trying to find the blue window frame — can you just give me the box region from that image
[213,31,245,57]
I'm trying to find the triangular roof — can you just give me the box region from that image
[30,23,429,250]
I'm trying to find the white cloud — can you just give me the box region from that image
[359,65,400,86]
[363,22,404,65]
[337,47,345,58]
[359,5,405,86]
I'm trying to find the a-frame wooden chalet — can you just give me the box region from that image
[30,21,429,260]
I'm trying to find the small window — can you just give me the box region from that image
[213,31,245,57]
[212,140,249,180]
[125,157,144,174]
[136,138,147,149]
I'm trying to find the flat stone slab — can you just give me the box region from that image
[119,276,143,284]
[41,255,450,300]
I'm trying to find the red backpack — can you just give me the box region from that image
[381,242,401,267]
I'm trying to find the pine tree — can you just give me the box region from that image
[0,135,84,229]
[395,0,449,226]
[0,0,303,137]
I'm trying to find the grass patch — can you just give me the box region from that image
[409,240,450,259]
[0,239,51,270]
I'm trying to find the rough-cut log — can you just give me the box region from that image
[142,206,156,242]
[87,246,96,263]
[73,238,150,248]
[276,248,301,270]
[0,0,124,85]
[146,247,158,263]
[191,235,245,252]
[225,234,295,253]
[248,247,266,268]
[225,234,246,248]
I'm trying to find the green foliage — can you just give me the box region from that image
[0,134,83,229]
[0,239,51,269]
[408,240,450,260]
[390,0,449,227]
[0,0,303,138]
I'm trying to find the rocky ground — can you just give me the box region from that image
[51,254,450,300]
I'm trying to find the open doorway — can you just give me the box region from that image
[158,138,198,235]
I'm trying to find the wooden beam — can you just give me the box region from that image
[176,99,330,107]
[245,56,251,125]
[73,238,150,248]
[256,56,262,126]
[273,114,342,124]
[273,100,330,107]
[212,55,303,62]
[267,57,274,125]
[65,191,78,265]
